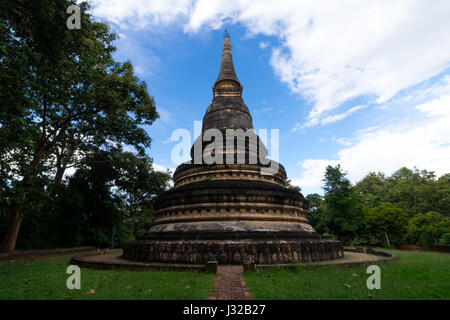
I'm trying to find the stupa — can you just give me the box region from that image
[122,34,343,265]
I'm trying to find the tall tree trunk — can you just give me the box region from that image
[348,235,353,246]
[385,232,390,246]
[1,147,45,252]
[1,205,24,252]
[54,137,82,184]
[111,225,116,249]
[54,159,68,184]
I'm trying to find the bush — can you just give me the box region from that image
[408,212,450,247]
[438,233,450,246]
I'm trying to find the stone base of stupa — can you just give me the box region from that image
[122,238,343,264]
[122,180,344,264]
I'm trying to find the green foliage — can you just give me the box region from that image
[363,203,409,246]
[439,233,450,246]
[4,149,172,250]
[0,0,171,250]
[407,212,450,247]
[305,193,325,232]
[387,168,438,215]
[355,167,445,216]
[435,174,450,217]
[308,165,450,247]
[320,165,363,243]
[354,172,388,207]
[1,0,158,179]
[18,149,171,248]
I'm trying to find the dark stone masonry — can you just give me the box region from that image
[122,35,343,265]
[123,239,343,264]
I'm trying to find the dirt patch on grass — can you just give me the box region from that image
[0,247,97,264]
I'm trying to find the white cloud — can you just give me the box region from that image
[415,95,450,116]
[331,136,353,146]
[92,0,450,127]
[161,137,173,144]
[259,41,269,49]
[133,65,146,76]
[63,166,77,179]
[113,32,162,77]
[152,163,175,175]
[293,159,338,192]
[300,104,367,128]
[93,0,193,29]
[156,107,173,124]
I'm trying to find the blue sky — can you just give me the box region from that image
[90,1,450,195]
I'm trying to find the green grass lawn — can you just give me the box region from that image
[0,255,215,300]
[244,249,450,300]
[1,249,449,300]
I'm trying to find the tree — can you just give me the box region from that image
[407,212,450,247]
[355,172,388,208]
[355,166,448,213]
[302,165,450,246]
[363,203,409,246]
[103,149,172,238]
[305,193,328,234]
[3,147,172,250]
[435,173,450,217]
[321,165,362,244]
[386,167,437,215]
[61,149,171,247]
[1,1,158,251]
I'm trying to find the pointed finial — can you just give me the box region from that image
[213,31,242,97]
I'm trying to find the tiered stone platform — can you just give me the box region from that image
[72,249,396,271]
